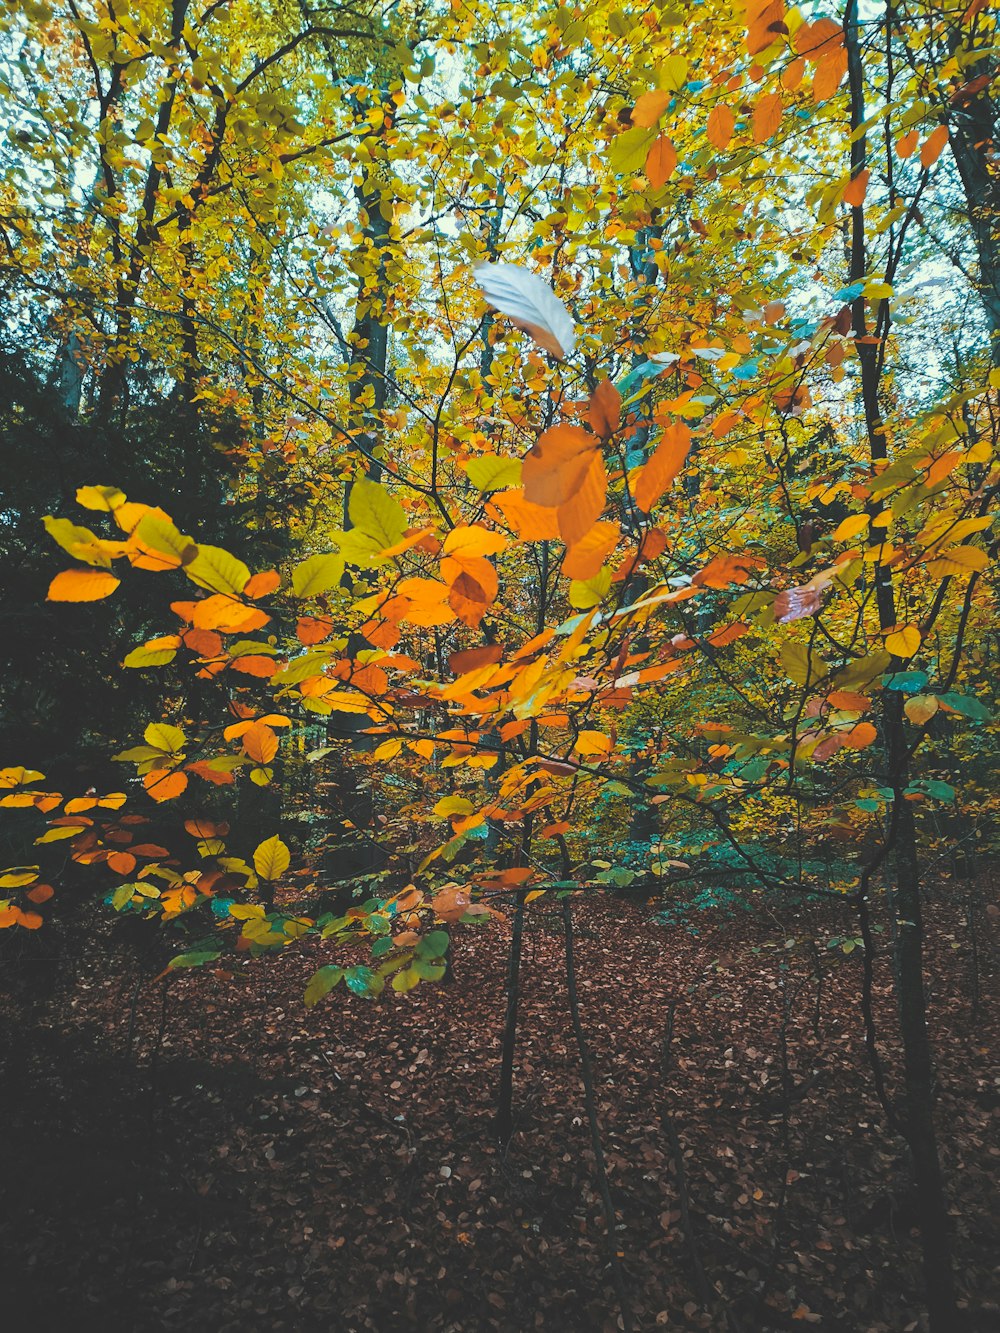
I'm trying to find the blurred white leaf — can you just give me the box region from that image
[473,262,577,360]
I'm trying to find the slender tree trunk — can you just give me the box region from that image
[845,6,960,1326]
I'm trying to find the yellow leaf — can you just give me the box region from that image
[43,516,113,568]
[575,730,613,757]
[185,544,251,596]
[569,568,612,609]
[253,835,290,881]
[76,485,126,511]
[47,569,120,601]
[348,479,407,548]
[885,624,921,658]
[832,513,870,542]
[443,525,507,559]
[144,722,186,753]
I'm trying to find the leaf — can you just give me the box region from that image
[348,479,407,548]
[919,124,949,167]
[645,134,677,188]
[47,569,120,601]
[631,88,672,128]
[833,513,870,542]
[304,965,344,1007]
[143,770,188,801]
[925,545,988,577]
[569,568,612,609]
[133,514,197,569]
[144,722,186,753]
[563,521,620,581]
[291,552,344,597]
[523,425,599,507]
[466,455,522,491]
[844,721,877,750]
[588,379,621,439]
[753,92,783,143]
[904,695,938,725]
[843,168,869,207]
[774,585,821,623]
[76,485,126,511]
[253,835,291,881]
[243,722,279,765]
[575,730,612,757]
[885,624,921,658]
[632,422,692,512]
[443,525,507,558]
[939,692,991,720]
[557,452,607,546]
[473,262,577,359]
[123,636,181,668]
[780,640,828,687]
[706,104,735,150]
[43,516,113,567]
[185,544,251,596]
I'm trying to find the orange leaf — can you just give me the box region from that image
[919,124,948,167]
[492,489,561,541]
[143,770,188,802]
[17,909,44,930]
[523,425,599,508]
[187,762,235,786]
[588,379,621,439]
[183,627,224,656]
[747,0,786,55]
[794,17,842,59]
[243,722,279,765]
[557,452,608,546]
[632,422,692,513]
[706,103,735,150]
[449,644,503,674]
[296,616,335,645]
[631,88,672,128]
[47,568,120,602]
[843,168,869,207]
[563,521,621,581]
[26,884,55,904]
[752,92,783,144]
[230,656,277,678]
[895,130,919,159]
[844,721,877,750]
[645,134,677,188]
[244,569,281,598]
[812,47,847,102]
[187,596,270,633]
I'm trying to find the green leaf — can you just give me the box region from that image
[939,692,991,721]
[123,642,178,668]
[291,552,345,598]
[780,640,828,687]
[253,835,290,881]
[134,514,198,565]
[168,950,222,969]
[609,126,656,175]
[415,929,450,959]
[304,965,344,1007]
[185,544,251,595]
[466,456,522,491]
[348,480,406,549]
[144,722,186,753]
[345,964,383,997]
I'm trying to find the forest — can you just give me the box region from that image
[0,0,997,1329]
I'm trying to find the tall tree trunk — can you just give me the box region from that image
[845,5,960,1326]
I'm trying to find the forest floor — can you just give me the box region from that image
[1,889,998,1333]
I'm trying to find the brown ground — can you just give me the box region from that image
[1,891,997,1333]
